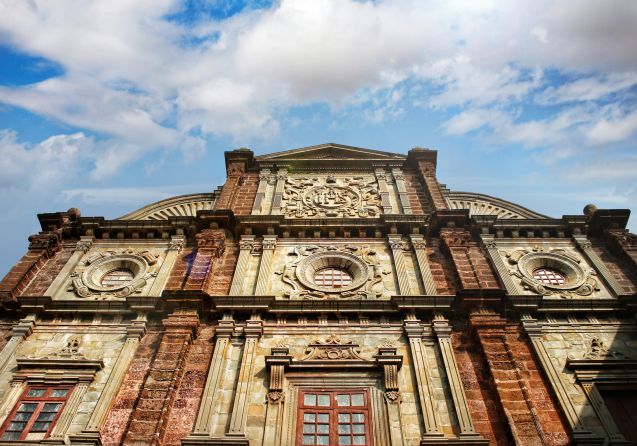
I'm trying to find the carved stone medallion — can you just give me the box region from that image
[507,247,599,298]
[282,175,381,218]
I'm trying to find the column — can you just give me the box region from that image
[388,235,412,295]
[403,316,443,437]
[392,168,412,214]
[0,382,26,426]
[229,235,256,295]
[255,236,277,295]
[432,315,482,439]
[251,169,271,214]
[0,315,35,372]
[375,168,393,214]
[270,168,287,215]
[573,235,626,296]
[409,235,437,295]
[190,315,235,437]
[80,316,147,436]
[227,315,263,438]
[44,236,94,297]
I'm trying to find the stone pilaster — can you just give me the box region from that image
[392,167,412,214]
[271,168,287,215]
[433,315,483,440]
[409,235,437,295]
[187,316,236,440]
[255,236,276,295]
[229,235,256,295]
[251,169,271,214]
[403,315,443,438]
[148,236,185,295]
[375,168,394,214]
[44,236,94,298]
[227,316,263,439]
[388,235,412,295]
[480,235,518,295]
[573,235,626,296]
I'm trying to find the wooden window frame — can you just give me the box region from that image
[0,385,73,441]
[296,389,373,446]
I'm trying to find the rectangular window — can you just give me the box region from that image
[0,386,72,441]
[297,389,372,446]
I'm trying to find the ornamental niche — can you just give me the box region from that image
[281,174,381,218]
[275,244,390,300]
[69,249,161,299]
[506,247,599,298]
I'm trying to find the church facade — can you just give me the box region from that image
[0,143,636,446]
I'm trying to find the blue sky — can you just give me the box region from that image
[0,0,636,276]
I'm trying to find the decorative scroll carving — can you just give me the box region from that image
[302,335,366,361]
[281,175,381,218]
[275,244,389,300]
[70,249,162,299]
[581,337,628,360]
[506,247,599,299]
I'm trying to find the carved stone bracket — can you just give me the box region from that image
[375,344,403,404]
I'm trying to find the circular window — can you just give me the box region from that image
[314,268,353,288]
[101,269,134,287]
[533,268,566,286]
[296,251,369,293]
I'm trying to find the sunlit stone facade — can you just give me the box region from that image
[0,143,636,446]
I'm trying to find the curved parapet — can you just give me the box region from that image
[447,191,549,219]
[117,192,218,220]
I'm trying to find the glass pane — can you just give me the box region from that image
[8,422,26,431]
[304,394,317,406]
[336,394,350,406]
[37,412,56,421]
[317,424,329,434]
[302,435,314,445]
[51,389,69,397]
[339,436,352,445]
[354,435,366,445]
[317,436,329,445]
[338,413,350,422]
[18,403,37,412]
[304,413,316,422]
[317,414,329,423]
[351,394,364,406]
[14,412,31,421]
[339,424,351,433]
[27,389,46,397]
[303,424,315,434]
[31,421,51,432]
[353,424,365,434]
[352,413,365,423]
[43,403,61,412]
[1,432,19,440]
[317,395,330,406]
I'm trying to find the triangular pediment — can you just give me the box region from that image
[256,143,405,162]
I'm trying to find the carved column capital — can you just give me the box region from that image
[168,236,185,252]
[75,236,94,253]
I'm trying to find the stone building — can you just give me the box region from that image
[0,143,636,446]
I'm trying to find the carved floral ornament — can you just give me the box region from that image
[281,174,381,218]
[70,249,161,299]
[506,247,599,299]
[275,244,390,300]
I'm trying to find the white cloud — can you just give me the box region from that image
[586,109,637,145]
[536,72,637,105]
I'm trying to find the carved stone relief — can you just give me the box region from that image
[506,247,599,298]
[281,174,381,218]
[274,244,390,299]
[69,249,162,299]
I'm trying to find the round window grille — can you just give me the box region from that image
[532,268,566,286]
[314,268,353,288]
[101,269,134,287]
